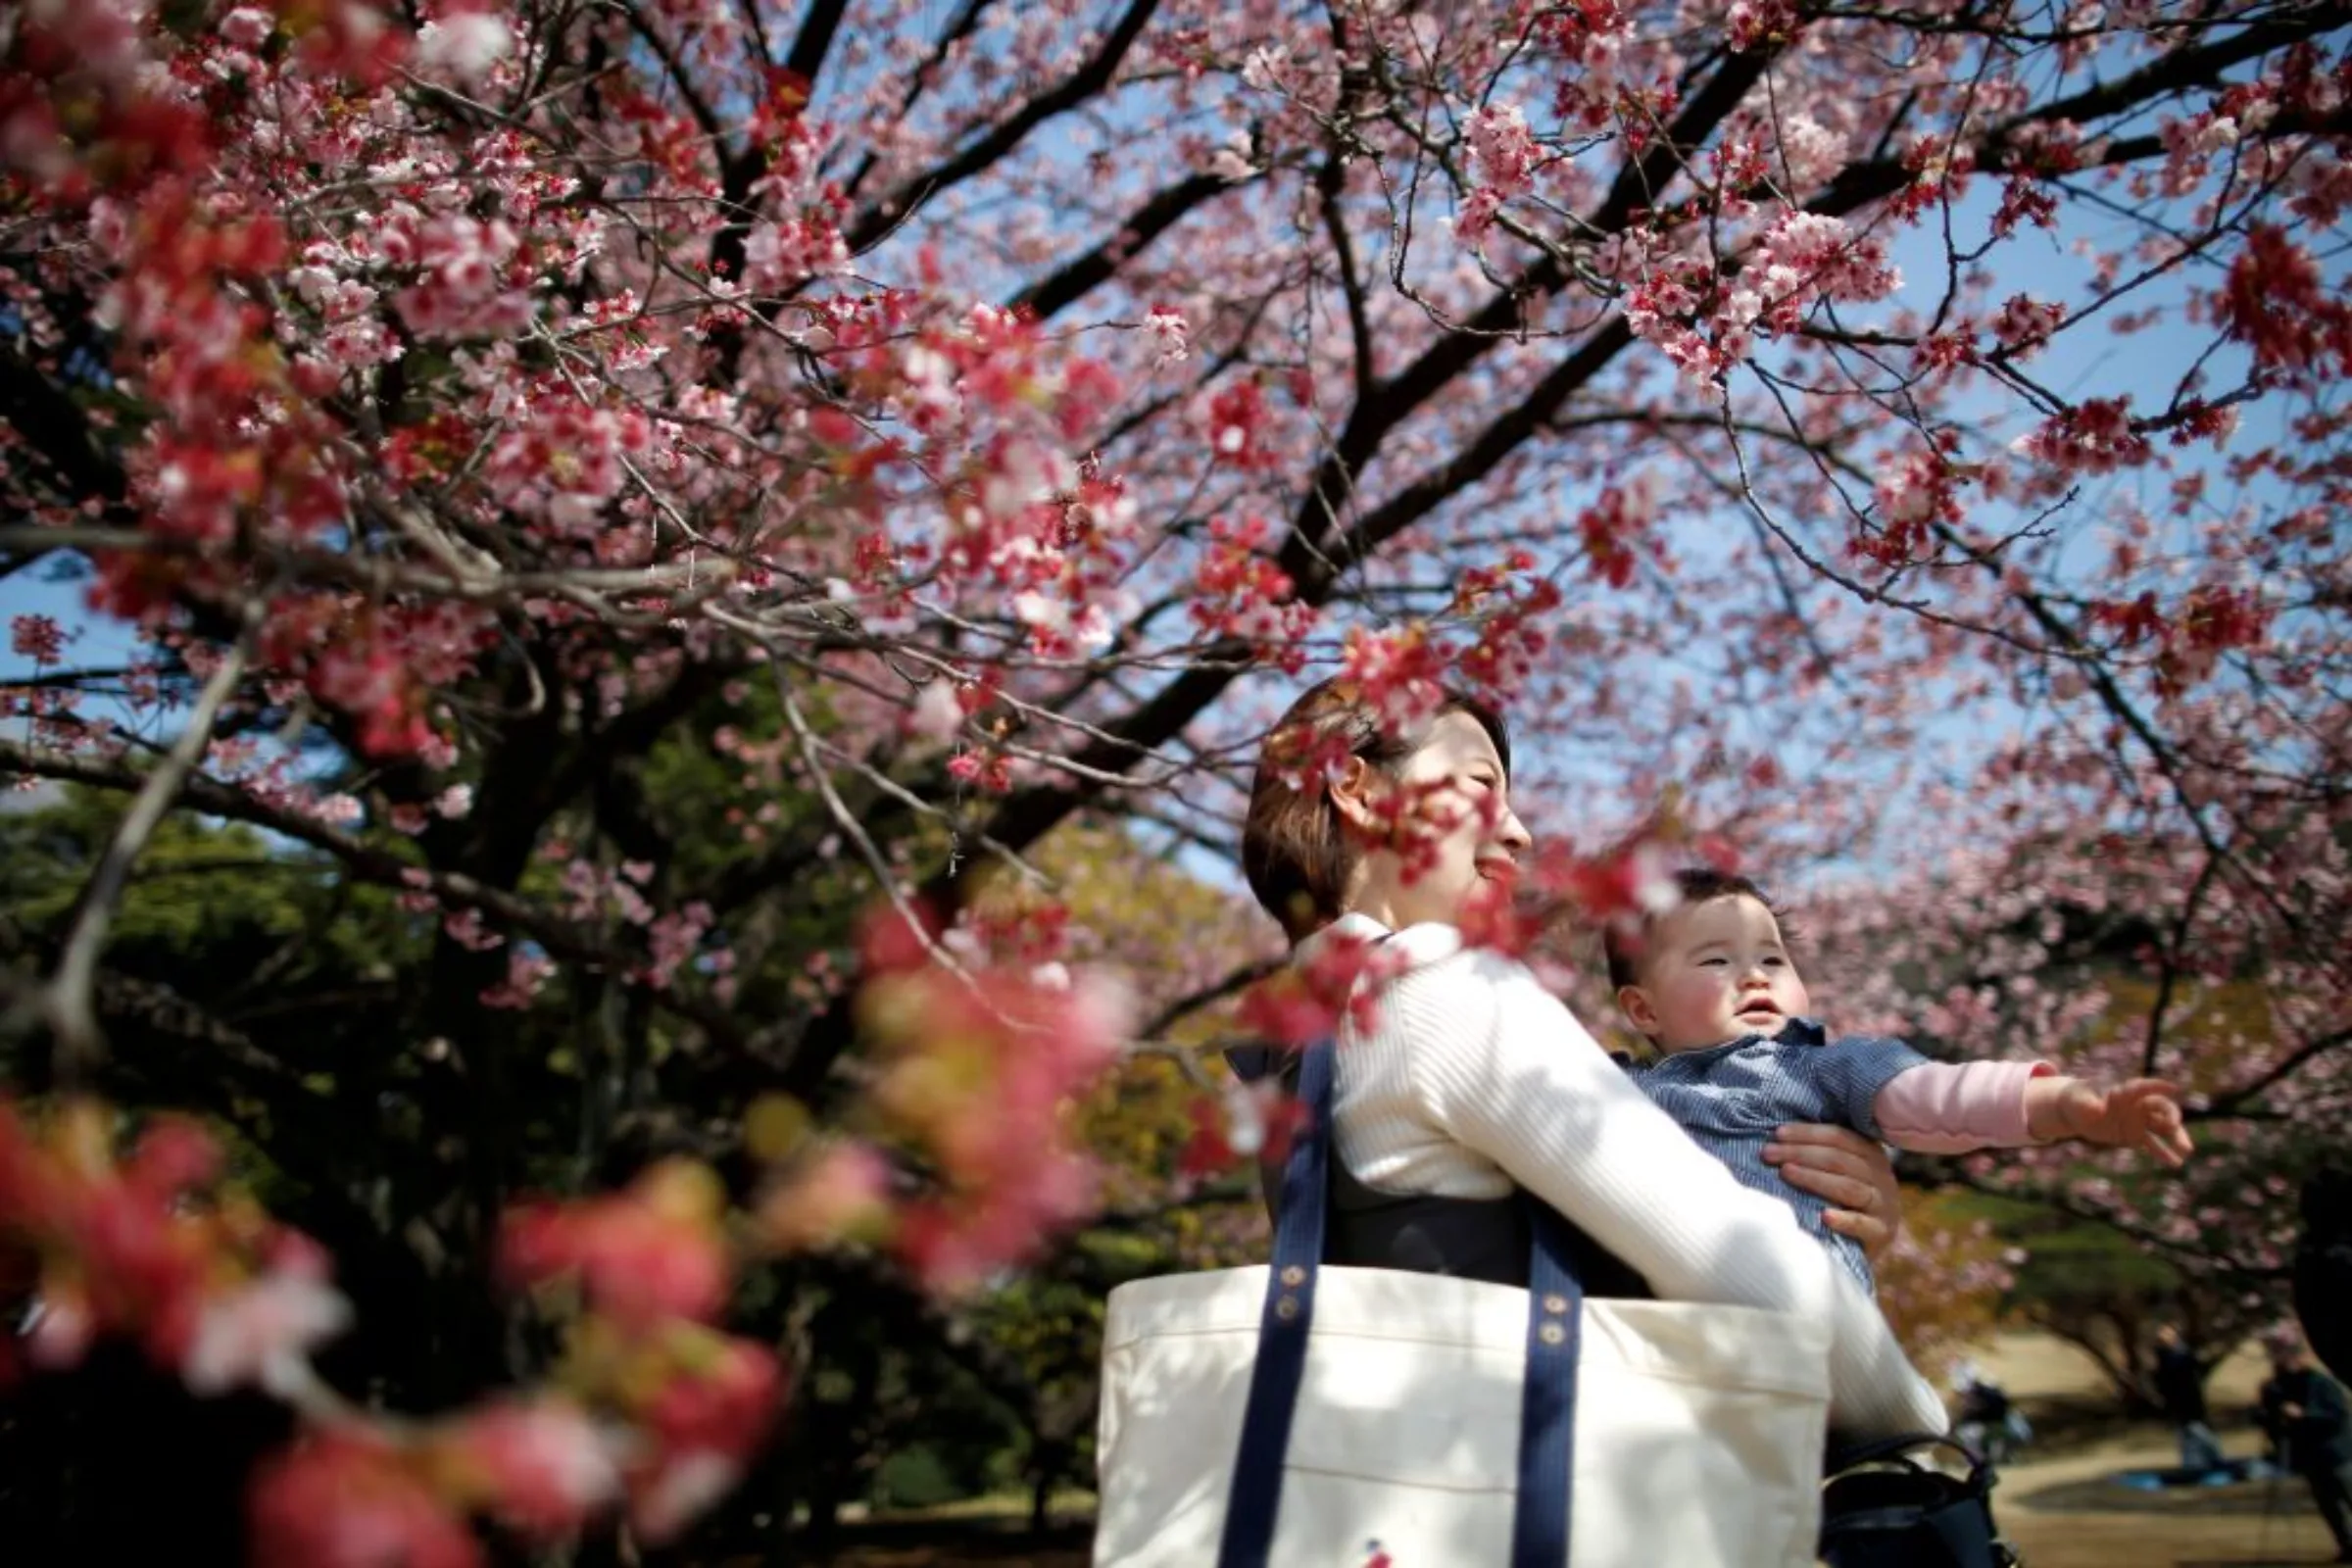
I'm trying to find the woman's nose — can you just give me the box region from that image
[1494,805,1532,853]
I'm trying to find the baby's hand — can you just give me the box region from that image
[2034,1078,2193,1166]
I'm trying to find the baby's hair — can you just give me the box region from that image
[1602,866,1789,990]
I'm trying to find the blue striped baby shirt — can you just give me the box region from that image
[1626,1019,1927,1289]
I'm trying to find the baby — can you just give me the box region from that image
[1605,867,2192,1288]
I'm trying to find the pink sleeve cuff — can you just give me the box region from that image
[1872,1060,2054,1153]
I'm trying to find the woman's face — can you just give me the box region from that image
[1334,710,1531,930]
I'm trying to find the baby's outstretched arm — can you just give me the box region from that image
[1870,1059,2192,1167]
[2025,1076,2193,1166]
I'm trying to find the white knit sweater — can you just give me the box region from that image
[1318,913,1949,1442]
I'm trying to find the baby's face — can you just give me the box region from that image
[1621,894,1813,1054]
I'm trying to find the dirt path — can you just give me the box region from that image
[1993,1428,2339,1567]
[1964,1332,2341,1568]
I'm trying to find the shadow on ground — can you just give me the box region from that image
[820,1518,1091,1567]
[2014,1471,2312,1520]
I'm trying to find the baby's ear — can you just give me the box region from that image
[1616,983,1658,1035]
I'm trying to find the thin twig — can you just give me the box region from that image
[44,613,257,1083]
[774,672,971,984]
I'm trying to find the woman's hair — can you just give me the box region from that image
[1241,677,1510,941]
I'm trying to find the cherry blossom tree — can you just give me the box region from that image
[1790,812,2348,1398]
[2,0,2347,1557]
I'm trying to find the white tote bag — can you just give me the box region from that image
[1094,1039,1834,1568]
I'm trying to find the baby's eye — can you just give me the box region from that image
[1764,956,1788,968]
[1699,956,1729,967]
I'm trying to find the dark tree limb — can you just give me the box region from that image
[1008,172,1236,321]
[843,0,1168,254]
[782,0,850,87]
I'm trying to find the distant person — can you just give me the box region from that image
[2154,1324,2224,1475]
[1952,1363,2028,1467]
[2258,1329,2352,1562]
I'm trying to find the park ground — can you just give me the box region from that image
[1938,1332,2340,1568]
[808,1331,2344,1568]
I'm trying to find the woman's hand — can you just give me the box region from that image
[1765,1123,1905,1261]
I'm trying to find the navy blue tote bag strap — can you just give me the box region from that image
[1215,1034,1333,1568]
[1515,1199,1584,1564]
[1216,1036,1583,1568]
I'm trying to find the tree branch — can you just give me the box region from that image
[2203,1022,2352,1115]
[0,736,763,1060]
[1007,172,1235,321]
[41,620,254,1085]
[844,0,1167,254]
[782,0,850,88]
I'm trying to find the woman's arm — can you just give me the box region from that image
[1372,945,1948,1440]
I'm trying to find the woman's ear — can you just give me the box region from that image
[1328,755,1383,829]
[1616,983,1659,1036]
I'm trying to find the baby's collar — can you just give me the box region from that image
[1657,1016,1830,1064]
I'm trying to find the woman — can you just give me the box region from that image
[1241,679,1948,1440]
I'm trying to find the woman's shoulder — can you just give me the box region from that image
[1394,924,1549,991]
[1322,923,1560,1036]
[1317,911,1533,973]
[1379,920,1471,967]
[1317,921,1533,1005]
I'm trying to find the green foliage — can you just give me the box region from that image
[0,787,422,986]
[0,770,1266,1546]
[1992,1199,2180,1304]
[1952,1190,2267,1412]
[870,1446,968,1510]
